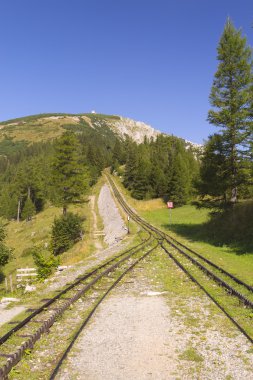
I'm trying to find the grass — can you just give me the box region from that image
[179,346,204,362]
[113,172,253,338]
[142,248,253,378]
[82,113,120,120]
[111,175,253,285]
[0,113,120,146]
[1,192,99,296]
[140,206,253,284]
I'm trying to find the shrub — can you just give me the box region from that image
[51,212,84,255]
[0,222,11,267]
[31,247,59,280]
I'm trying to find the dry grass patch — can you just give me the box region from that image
[3,199,93,281]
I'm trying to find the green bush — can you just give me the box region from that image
[51,212,84,255]
[31,247,60,280]
[0,222,11,267]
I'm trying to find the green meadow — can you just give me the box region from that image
[140,204,253,285]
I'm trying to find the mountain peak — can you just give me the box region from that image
[106,116,161,143]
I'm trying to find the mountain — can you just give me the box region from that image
[0,112,202,159]
[0,113,160,146]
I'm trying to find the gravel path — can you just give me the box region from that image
[57,252,253,380]
[0,305,26,327]
[98,184,127,246]
[59,294,179,380]
[0,183,130,321]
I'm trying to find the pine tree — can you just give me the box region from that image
[123,141,138,190]
[167,153,190,206]
[150,164,167,198]
[112,139,125,164]
[198,134,229,202]
[0,223,11,268]
[208,18,253,203]
[51,132,89,214]
[22,197,36,221]
[131,159,151,199]
[0,187,17,220]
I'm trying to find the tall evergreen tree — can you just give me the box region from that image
[0,187,17,220]
[197,134,228,201]
[51,131,89,214]
[168,153,190,206]
[123,141,139,190]
[0,223,11,269]
[207,18,253,203]
[22,197,36,221]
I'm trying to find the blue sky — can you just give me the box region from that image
[1,1,252,143]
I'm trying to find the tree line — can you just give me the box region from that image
[118,135,199,205]
[0,126,118,221]
[119,19,252,207]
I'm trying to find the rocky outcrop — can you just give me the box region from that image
[109,117,161,143]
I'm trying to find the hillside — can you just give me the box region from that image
[0,113,160,154]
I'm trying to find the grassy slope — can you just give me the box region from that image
[0,178,107,295]
[113,176,253,285]
[0,113,120,149]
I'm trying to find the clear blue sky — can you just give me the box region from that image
[1,0,252,143]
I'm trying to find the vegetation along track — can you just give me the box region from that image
[106,174,253,344]
[0,233,157,379]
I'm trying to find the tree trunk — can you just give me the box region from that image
[17,199,21,222]
[63,205,67,215]
[231,187,237,204]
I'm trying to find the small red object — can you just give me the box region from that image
[167,201,174,209]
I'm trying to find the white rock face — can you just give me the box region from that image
[110,117,161,143]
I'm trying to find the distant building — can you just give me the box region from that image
[91,110,96,114]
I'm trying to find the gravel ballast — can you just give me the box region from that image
[98,184,127,246]
[56,250,253,380]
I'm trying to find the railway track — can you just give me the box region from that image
[0,232,157,379]
[0,176,252,378]
[106,174,253,344]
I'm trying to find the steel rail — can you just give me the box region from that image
[0,234,152,347]
[106,174,253,345]
[161,244,253,345]
[107,175,253,305]
[0,236,155,379]
[162,238,253,307]
[50,243,159,379]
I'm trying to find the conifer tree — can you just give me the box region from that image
[22,197,36,221]
[197,134,228,202]
[131,158,151,199]
[0,187,17,220]
[207,18,253,203]
[0,223,11,268]
[51,131,89,214]
[123,141,138,190]
[168,153,190,206]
